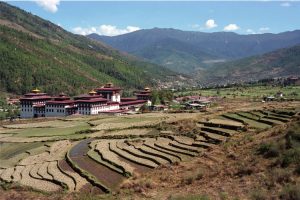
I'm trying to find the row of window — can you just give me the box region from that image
[46,104,66,108]
[21,109,32,112]
[21,108,65,113]
[78,104,106,107]
[46,109,65,113]
[22,104,33,107]
[21,101,45,105]
[79,111,91,115]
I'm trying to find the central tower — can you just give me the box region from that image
[95,83,121,103]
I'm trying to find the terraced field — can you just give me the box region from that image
[0,107,298,194]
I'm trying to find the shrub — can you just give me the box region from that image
[257,143,271,155]
[250,189,267,200]
[289,130,300,143]
[270,168,292,184]
[279,184,300,200]
[295,164,300,175]
[181,175,194,185]
[170,194,210,200]
[219,192,228,200]
[195,170,204,180]
[235,166,253,177]
[257,142,280,158]
[280,148,300,167]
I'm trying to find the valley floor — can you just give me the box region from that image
[0,100,299,200]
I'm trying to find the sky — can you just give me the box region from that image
[5,1,300,36]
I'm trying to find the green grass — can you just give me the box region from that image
[225,113,270,129]
[3,120,85,129]
[0,142,50,167]
[9,123,90,137]
[261,117,284,125]
[0,152,28,168]
[176,85,300,100]
[0,142,47,159]
[90,116,159,125]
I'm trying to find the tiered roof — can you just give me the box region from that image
[20,89,52,101]
[120,100,147,106]
[76,98,108,103]
[136,87,151,96]
[95,83,121,92]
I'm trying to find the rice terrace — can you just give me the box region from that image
[1,98,299,199]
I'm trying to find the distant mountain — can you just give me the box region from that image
[0,2,175,95]
[88,28,300,74]
[196,44,300,85]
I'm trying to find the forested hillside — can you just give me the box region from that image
[0,2,175,95]
[197,44,300,85]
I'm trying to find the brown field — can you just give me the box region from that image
[0,100,299,200]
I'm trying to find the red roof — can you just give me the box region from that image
[99,109,127,113]
[95,87,121,92]
[20,95,52,101]
[74,94,102,100]
[46,100,75,105]
[53,96,70,101]
[76,98,108,103]
[121,98,137,102]
[135,91,151,94]
[107,101,120,105]
[120,100,147,106]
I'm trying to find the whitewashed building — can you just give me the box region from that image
[74,91,120,115]
[20,84,152,118]
[45,93,77,117]
[20,89,52,118]
[95,83,121,102]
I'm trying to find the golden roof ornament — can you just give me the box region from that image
[31,88,40,93]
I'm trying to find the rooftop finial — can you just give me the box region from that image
[144,87,150,91]
[32,88,40,93]
[89,90,97,95]
[105,82,113,88]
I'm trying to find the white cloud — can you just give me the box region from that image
[191,19,217,31]
[72,25,140,36]
[223,24,240,31]
[246,29,256,34]
[205,19,218,29]
[280,2,291,7]
[35,0,60,13]
[259,27,270,33]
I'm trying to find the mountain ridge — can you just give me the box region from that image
[89,28,300,74]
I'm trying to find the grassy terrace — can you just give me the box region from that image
[0,142,50,168]
[5,123,90,137]
[222,113,271,129]
[199,130,228,143]
[0,106,298,196]
[176,85,300,100]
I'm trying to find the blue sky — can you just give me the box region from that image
[6,1,300,36]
